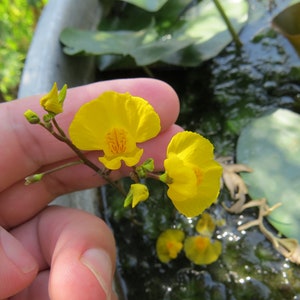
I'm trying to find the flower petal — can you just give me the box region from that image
[167,131,215,165]
[170,194,210,218]
[40,82,63,114]
[124,183,149,208]
[184,236,222,265]
[164,154,198,198]
[163,131,223,217]
[156,229,185,263]
[196,212,216,237]
[69,91,161,169]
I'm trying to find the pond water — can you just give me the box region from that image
[97,1,300,299]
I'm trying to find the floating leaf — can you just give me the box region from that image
[60,23,196,66]
[272,2,300,55]
[119,0,168,12]
[162,0,248,66]
[236,109,300,241]
[60,0,248,68]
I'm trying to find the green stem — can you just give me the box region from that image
[212,0,243,49]
[142,66,154,77]
[25,160,83,185]
[145,172,162,181]
[52,117,67,137]
[39,122,126,195]
[42,160,83,175]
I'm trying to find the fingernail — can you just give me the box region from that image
[80,248,113,299]
[0,227,37,274]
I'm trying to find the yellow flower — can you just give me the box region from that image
[184,236,222,265]
[69,91,161,170]
[161,131,223,217]
[124,183,149,208]
[196,212,216,237]
[156,229,185,263]
[40,82,67,114]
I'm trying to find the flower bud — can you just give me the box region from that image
[40,82,65,115]
[136,158,155,178]
[24,109,40,124]
[159,172,173,184]
[24,173,44,185]
[124,183,149,208]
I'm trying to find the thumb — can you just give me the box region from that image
[0,227,38,299]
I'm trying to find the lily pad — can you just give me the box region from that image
[119,0,168,12]
[60,0,248,68]
[60,24,196,66]
[236,109,300,241]
[162,0,248,66]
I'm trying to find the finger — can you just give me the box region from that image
[0,78,180,192]
[10,206,116,300]
[10,270,50,300]
[0,227,38,299]
[11,271,118,300]
[0,125,182,229]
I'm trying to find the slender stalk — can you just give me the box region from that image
[39,122,126,195]
[145,172,161,181]
[52,117,67,137]
[212,0,243,49]
[142,66,154,77]
[42,160,83,174]
[25,160,83,185]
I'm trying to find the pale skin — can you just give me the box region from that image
[0,78,181,300]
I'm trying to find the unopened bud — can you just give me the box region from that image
[24,109,40,124]
[136,158,155,178]
[24,173,44,185]
[124,183,149,208]
[40,82,64,115]
[159,172,173,184]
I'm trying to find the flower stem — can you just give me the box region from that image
[39,121,126,194]
[145,172,161,181]
[52,117,67,137]
[25,160,83,185]
[43,160,83,174]
[212,0,243,49]
[142,66,154,77]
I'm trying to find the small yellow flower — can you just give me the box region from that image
[162,131,223,217]
[69,91,161,170]
[124,183,149,208]
[196,212,216,237]
[40,82,67,114]
[156,229,185,263]
[184,236,222,265]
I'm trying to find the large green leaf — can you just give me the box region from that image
[60,24,196,66]
[60,0,248,68]
[119,0,168,12]
[236,109,300,241]
[162,0,248,66]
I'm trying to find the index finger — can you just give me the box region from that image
[0,78,180,192]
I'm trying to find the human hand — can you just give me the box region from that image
[0,78,181,299]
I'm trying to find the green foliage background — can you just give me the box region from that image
[0,0,47,101]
